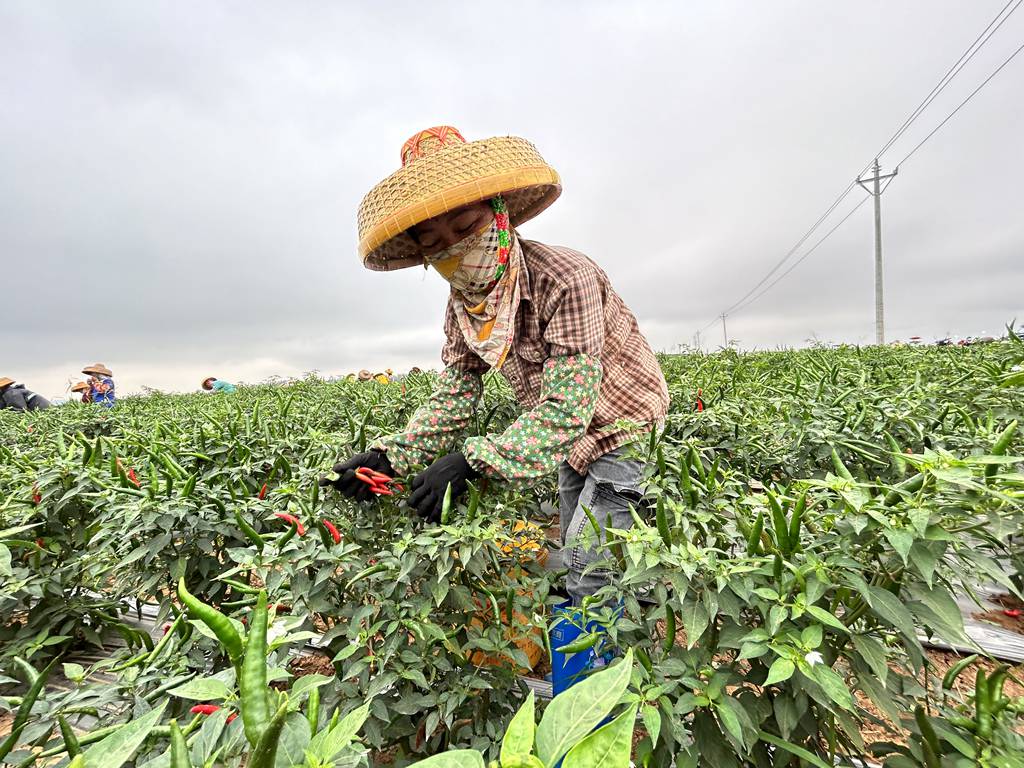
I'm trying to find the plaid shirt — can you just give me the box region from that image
[443,238,669,473]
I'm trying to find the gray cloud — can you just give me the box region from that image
[2,1,1022,399]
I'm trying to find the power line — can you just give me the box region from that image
[715,0,1020,321]
[893,38,1024,168]
[727,195,871,317]
[697,2,1023,337]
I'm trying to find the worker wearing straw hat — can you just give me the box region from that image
[202,377,237,394]
[70,381,92,403]
[322,126,669,611]
[82,363,115,408]
[0,377,51,411]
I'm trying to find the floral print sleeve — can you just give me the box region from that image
[463,354,602,481]
[372,367,482,476]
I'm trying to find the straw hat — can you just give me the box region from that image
[357,126,561,271]
[70,381,89,393]
[0,377,14,389]
[357,369,372,381]
[83,363,113,377]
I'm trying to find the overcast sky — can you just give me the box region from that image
[2,1,1022,400]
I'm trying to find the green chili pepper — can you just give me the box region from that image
[765,489,790,554]
[913,705,940,768]
[0,658,57,761]
[181,473,197,498]
[884,471,926,507]
[773,553,784,584]
[882,431,906,477]
[986,419,1017,480]
[941,653,978,690]
[556,631,600,654]
[636,647,654,673]
[440,483,453,525]
[746,511,765,557]
[347,563,387,589]
[233,510,266,552]
[306,686,320,732]
[688,446,706,482]
[679,461,697,508]
[248,698,289,768]
[788,492,805,552]
[505,588,515,626]
[241,590,271,747]
[277,520,299,547]
[177,576,243,665]
[655,498,672,548]
[656,445,666,478]
[169,720,192,768]
[58,715,81,757]
[975,667,992,741]
[830,449,854,481]
[663,605,677,653]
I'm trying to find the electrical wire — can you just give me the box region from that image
[696,2,1023,338]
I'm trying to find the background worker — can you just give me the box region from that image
[82,363,116,408]
[0,377,51,411]
[202,376,237,393]
[322,126,669,610]
[71,381,91,403]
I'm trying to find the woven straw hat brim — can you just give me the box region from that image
[358,136,561,271]
[0,377,14,389]
[83,364,113,377]
[71,382,88,392]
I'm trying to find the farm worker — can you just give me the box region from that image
[202,377,237,393]
[322,126,669,609]
[82,363,115,408]
[70,381,92,403]
[0,378,51,411]
[357,369,373,382]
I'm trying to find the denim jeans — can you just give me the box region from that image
[558,446,645,605]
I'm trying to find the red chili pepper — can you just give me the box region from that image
[269,603,290,613]
[226,712,238,723]
[35,538,45,548]
[258,483,268,500]
[356,467,400,495]
[190,704,221,715]
[127,468,140,487]
[162,623,172,635]
[274,512,305,536]
[1003,609,1022,618]
[32,492,42,505]
[322,518,342,544]
[695,388,704,413]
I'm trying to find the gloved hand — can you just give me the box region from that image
[319,449,394,502]
[409,452,480,522]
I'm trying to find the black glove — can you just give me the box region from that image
[319,449,394,502]
[409,452,480,522]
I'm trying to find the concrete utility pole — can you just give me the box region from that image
[856,159,898,345]
[721,314,729,347]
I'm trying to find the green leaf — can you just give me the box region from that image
[167,676,232,701]
[805,605,847,633]
[800,624,823,649]
[500,691,535,764]
[882,527,914,564]
[536,650,633,768]
[680,597,709,649]
[810,664,855,712]
[866,586,916,638]
[850,634,888,685]
[307,702,371,762]
[62,663,86,682]
[561,704,637,768]
[83,701,167,767]
[764,658,795,686]
[641,704,661,747]
[290,674,334,699]
[757,730,833,768]
[404,750,486,768]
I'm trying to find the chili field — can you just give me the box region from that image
[2,338,1023,767]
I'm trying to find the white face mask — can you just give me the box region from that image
[425,219,501,296]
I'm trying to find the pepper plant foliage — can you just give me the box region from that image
[1,339,1023,766]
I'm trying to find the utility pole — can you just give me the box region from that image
[856,159,898,345]
[721,314,729,347]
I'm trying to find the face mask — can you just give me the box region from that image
[426,219,501,296]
